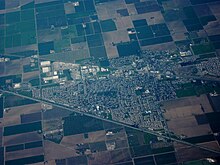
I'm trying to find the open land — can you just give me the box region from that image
[1,0,220,164]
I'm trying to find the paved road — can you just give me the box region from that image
[1,89,220,155]
[184,75,220,82]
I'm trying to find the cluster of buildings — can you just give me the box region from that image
[40,61,59,83]
[40,61,81,84]
[40,60,111,85]
[33,51,181,131]
[0,57,10,62]
[31,49,220,132]
[196,57,220,77]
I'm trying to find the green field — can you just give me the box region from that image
[6,11,20,24]
[176,82,220,98]
[191,43,215,55]
[5,155,44,165]
[54,39,71,53]
[61,25,77,39]
[87,33,104,47]
[4,121,42,136]
[89,46,107,58]
[71,36,86,44]
[3,8,37,49]
[42,50,90,63]
[21,9,35,21]
[4,94,37,108]
[63,114,104,136]
[199,53,216,59]
[6,144,24,152]
[100,19,117,32]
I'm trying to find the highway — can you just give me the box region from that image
[1,89,220,155]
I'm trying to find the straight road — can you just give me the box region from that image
[1,89,220,155]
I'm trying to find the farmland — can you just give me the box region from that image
[1,0,220,164]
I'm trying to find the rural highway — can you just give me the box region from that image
[1,89,220,155]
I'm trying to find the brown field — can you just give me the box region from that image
[172,33,187,41]
[47,160,56,165]
[110,148,131,164]
[103,30,128,59]
[43,119,62,132]
[204,20,220,31]
[216,14,220,23]
[142,42,176,51]
[168,120,211,137]
[21,57,33,65]
[37,28,61,43]
[198,141,220,152]
[60,128,128,159]
[126,4,138,15]
[23,71,40,82]
[87,148,131,165]
[64,2,76,15]
[162,95,213,137]
[5,147,44,161]
[88,130,106,143]
[88,151,112,165]
[162,95,213,113]
[61,134,85,146]
[209,3,220,15]
[106,130,127,141]
[61,130,106,146]
[105,45,119,59]
[0,59,22,77]
[197,30,209,38]
[114,139,129,149]
[31,162,46,165]
[176,146,212,162]
[103,30,130,44]
[131,11,165,25]
[95,5,109,20]
[44,140,76,160]
[174,142,219,162]
[95,0,126,20]
[5,44,38,54]
[167,21,188,33]
[4,132,42,146]
[71,42,88,51]
[206,27,220,36]
[116,16,133,30]
[3,115,21,126]
[165,105,203,118]
[3,103,42,126]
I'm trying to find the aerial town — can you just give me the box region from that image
[0,0,220,164]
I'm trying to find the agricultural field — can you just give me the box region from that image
[0,94,218,164]
[1,0,220,164]
[162,95,220,162]
[0,0,219,60]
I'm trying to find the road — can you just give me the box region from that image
[1,89,220,155]
[183,75,220,82]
